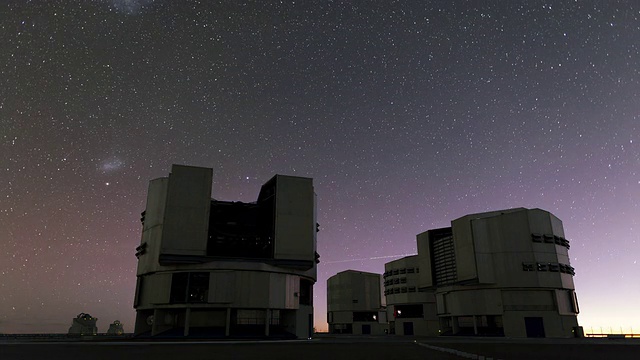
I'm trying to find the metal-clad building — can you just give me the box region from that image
[383,256,439,336]
[387,208,580,338]
[133,165,318,338]
[327,270,388,335]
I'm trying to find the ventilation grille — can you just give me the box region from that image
[432,235,457,286]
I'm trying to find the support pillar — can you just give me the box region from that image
[452,316,460,335]
[151,309,159,336]
[473,315,478,335]
[184,307,191,337]
[265,309,270,337]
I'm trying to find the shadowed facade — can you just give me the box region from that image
[327,270,388,335]
[133,165,318,338]
[384,208,580,338]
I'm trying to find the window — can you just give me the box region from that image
[399,268,406,274]
[169,273,188,303]
[187,272,209,303]
[543,234,554,243]
[393,269,399,275]
[537,263,548,272]
[407,268,415,274]
[170,272,210,304]
[207,198,274,259]
[408,287,416,293]
[549,263,560,272]
[457,316,474,328]
[401,287,407,293]
[270,310,280,325]
[300,279,313,305]
[353,312,377,322]
[400,277,407,284]
[531,233,543,242]
[522,263,535,272]
[237,309,266,325]
[395,304,423,318]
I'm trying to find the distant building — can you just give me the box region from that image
[133,165,318,339]
[385,208,580,338]
[383,255,439,336]
[68,313,98,335]
[327,270,387,335]
[107,320,124,335]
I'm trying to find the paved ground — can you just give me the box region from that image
[2,335,639,360]
[0,339,461,360]
[422,337,640,360]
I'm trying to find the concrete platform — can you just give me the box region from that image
[422,336,640,360]
[1,335,639,360]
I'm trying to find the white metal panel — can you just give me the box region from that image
[285,274,300,309]
[209,271,235,303]
[161,165,212,256]
[146,273,171,305]
[273,176,315,261]
[268,273,286,308]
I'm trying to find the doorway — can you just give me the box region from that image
[524,317,545,338]
[403,321,414,335]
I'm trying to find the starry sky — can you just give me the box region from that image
[2,0,639,334]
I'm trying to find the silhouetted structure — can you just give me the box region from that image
[133,165,318,338]
[327,270,388,334]
[385,208,580,338]
[107,320,124,335]
[68,313,98,335]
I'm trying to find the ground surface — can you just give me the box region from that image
[1,335,638,360]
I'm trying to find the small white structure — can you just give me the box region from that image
[327,270,388,335]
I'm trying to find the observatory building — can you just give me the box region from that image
[384,208,580,338]
[68,313,98,335]
[327,270,388,335]
[133,165,318,338]
[384,255,439,336]
[107,320,124,335]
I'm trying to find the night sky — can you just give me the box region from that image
[2,0,639,334]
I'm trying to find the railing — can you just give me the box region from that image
[585,333,640,339]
